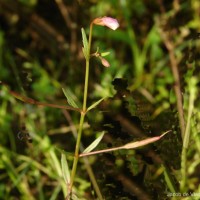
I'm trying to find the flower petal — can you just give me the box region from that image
[100,57,110,67]
[93,17,119,30]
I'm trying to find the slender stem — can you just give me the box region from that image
[82,157,103,200]
[162,164,177,193]
[62,110,103,200]
[0,81,81,112]
[180,147,187,192]
[79,146,123,157]
[180,78,196,192]
[67,23,94,198]
[79,130,170,157]
[67,113,85,198]
[83,59,90,112]
[160,28,185,139]
[88,23,93,56]
[168,50,185,139]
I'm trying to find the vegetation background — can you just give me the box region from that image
[0,0,200,199]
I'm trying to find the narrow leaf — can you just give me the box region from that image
[79,130,171,157]
[62,88,79,108]
[83,132,105,153]
[87,97,106,112]
[123,130,171,149]
[163,165,176,193]
[82,47,87,59]
[101,52,110,57]
[61,153,70,184]
[81,28,89,58]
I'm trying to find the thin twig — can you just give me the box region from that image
[79,130,170,157]
[0,81,81,112]
[159,25,185,139]
[180,78,196,192]
[62,110,103,200]
[54,0,78,57]
[54,0,72,28]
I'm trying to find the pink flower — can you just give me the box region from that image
[100,57,110,67]
[93,17,119,30]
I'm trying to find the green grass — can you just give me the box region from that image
[1,0,200,199]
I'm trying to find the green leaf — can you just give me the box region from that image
[87,97,107,113]
[163,165,176,193]
[101,52,110,57]
[61,153,70,184]
[81,28,89,59]
[62,88,79,108]
[83,132,105,153]
[82,47,87,59]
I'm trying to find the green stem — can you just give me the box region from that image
[82,157,103,200]
[83,59,90,112]
[67,113,85,198]
[162,164,177,193]
[67,23,94,199]
[180,78,196,192]
[180,146,187,192]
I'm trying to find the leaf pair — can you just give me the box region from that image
[62,87,107,113]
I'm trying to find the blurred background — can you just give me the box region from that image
[0,0,200,199]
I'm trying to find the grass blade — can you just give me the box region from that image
[61,153,70,185]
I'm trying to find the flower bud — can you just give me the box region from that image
[100,57,110,67]
[93,17,119,30]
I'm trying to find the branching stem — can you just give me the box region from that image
[67,22,94,199]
